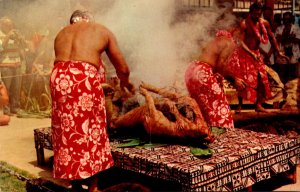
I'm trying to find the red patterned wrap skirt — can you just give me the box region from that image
[49,60,114,180]
[226,47,272,103]
[185,61,234,129]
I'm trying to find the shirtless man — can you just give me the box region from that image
[50,10,135,192]
[237,2,286,112]
[0,81,10,125]
[185,25,247,129]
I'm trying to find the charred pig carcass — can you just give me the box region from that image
[109,82,215,143]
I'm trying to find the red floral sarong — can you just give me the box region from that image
[185,61,234,129]
[49,61,114,180]
[226,47,272,102]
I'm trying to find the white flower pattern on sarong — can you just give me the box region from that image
[50,61,114,180]
[57,148,71,166]
[61,113,74,132]
[185,61,234,129]
[78,93,93,111]
[226,47,271,102]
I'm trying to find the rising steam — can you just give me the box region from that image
[0,0,237,90]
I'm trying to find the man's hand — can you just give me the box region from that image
[233,77,247,91]
[120,80,135,95]
[277,51,290,62]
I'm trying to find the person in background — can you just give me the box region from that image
[235,2,286,112]
[259,6,286,109]
[23,28,54,111]
[50,10,135,192]
[185,22,248,129]
[275,11,300,109]
[275,12,300,84]
[0,17,27,114]
[274,13,282,32]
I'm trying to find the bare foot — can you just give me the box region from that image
[236,105,242,113]
[255,104,269,113]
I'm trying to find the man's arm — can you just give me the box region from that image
[264,20,287,59]
[241,40,260,60]
[221,66,248,91]
[266,21,290,62]
[105,29,135,94]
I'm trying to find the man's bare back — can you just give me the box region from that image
[54,22,109,67]
[54,22,129,71]
[199,31,242,80]
[199,36,234,69]
[54,12,134,93]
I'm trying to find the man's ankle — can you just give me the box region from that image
[255,104,268,112]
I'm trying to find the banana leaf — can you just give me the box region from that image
[116,138,141,148]
[211,126,226,136]
[138,143,168,148]
[190,147,213,157]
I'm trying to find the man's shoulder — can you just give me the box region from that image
[89,22,111,36]
[90,22,108,30]
[260,18,271,27]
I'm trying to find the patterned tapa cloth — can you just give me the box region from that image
[226,47,272,103]
[49,60,114,180]
[185,61,234,129]
[34,127,53,150]
[111,129,300,192]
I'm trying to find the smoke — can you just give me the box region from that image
[95,0,238,89]
[97,0,179,87]
[0,0,237,90]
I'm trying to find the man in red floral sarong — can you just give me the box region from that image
[235,2,286,112]
[50,10,135,192]
[185,26,248,129]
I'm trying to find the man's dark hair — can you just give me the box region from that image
[283,11,294,24]
[70,10,90,24]
[283,11,293,18]
[249,2,263,13]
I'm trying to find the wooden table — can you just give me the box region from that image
[34,127,300,191]
[110,129,300,191]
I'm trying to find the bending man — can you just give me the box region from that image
[50,10,135,192]
[185,26,248,129]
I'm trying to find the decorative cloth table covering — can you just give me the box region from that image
[33,127,300,191]
[110,129,300,191]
